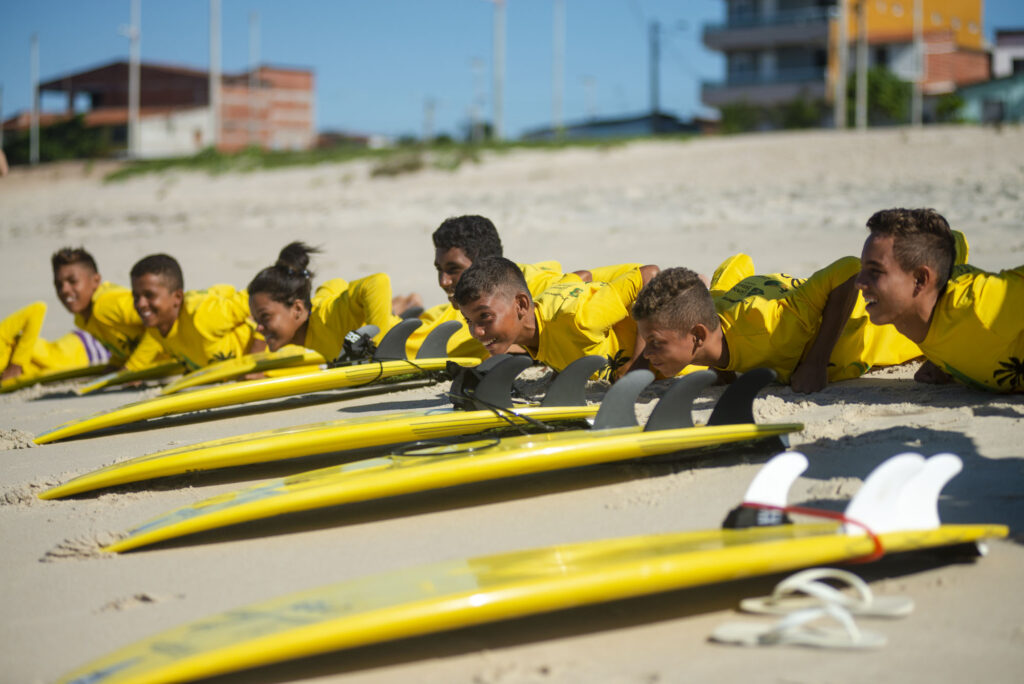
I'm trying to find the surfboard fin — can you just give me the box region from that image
[371,319,422,361]
[707,367,776,427]
[723,451,808,529]
[590,369,654,430]
[446,355,534,410]
[415,320,463,360]
[643,370,717,431]
[540,355,608,407]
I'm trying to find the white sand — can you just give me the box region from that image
[1,126,1023,683]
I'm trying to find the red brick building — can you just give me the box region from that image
[2,60,315,158]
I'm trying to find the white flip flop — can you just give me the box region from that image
[711,603,887,650]
[738,568,914,618]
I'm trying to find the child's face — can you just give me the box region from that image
[434,247,474,307]
[249,292,307,351]
[53,263,101,316]
[460,288,530,356]
[637,319,696,377]
[132,273,183,335]
[856,235,919,327]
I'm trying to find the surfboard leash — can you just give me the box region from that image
[728,502,886,563]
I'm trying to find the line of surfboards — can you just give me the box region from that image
[55,451,1007,684]
[15,318,1006,684]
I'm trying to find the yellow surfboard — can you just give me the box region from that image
[36,355,615,499]
[34,356,482,445]
[74,361,186,395]
[0,363,110,394]
[159,346,327,395]
[59,452,1007,684]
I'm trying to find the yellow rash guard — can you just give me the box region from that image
[404,260,565,359]
[920,264,1024,392]
[74,282,166,371]
[714,256,921,383]
[527,268,644,379]
[303,275,401,361]
[1,302,110,378]
[147,285,255,371]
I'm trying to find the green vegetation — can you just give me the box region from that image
[845,66,912,126]
[720,92,826,133]
[2,115,114,165]
[103,133,695,183]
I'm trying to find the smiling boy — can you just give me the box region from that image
[130,254,264,371]
[454,256,658,379]
[632,252,924,392]
[856,208,1024,392]
[1,248,164,383]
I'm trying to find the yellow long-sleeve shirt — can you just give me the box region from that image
[145,285,255,371]
[1,302,109,378]
[303,275,401,361]
[527,268,645,378]
[74,282,165,371]
[920,264,1024,392]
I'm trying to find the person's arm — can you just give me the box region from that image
[1,302,47,380]
[615,265,659,379]
[790,275,858,393]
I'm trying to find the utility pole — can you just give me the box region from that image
[583,76,596,120]
[122,0,141,159]
[209,0,221,150]
[471,57,485,143]
[552,0,565,138]
[855,0,868,130]
[30,32,39,165]
[249,11,260,147]
[649,20,661,115]
[491,0,505,141]
[1,84,5,151]
[834,0,848,129]
[423,97,435,144]
[911,0,923,126]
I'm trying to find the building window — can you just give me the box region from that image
[875,1,886,13]
[968,22,978,34]
[891,3,903,18]
[931,11,942,25]
[951,17,961,30]
[1013,58,1024,75]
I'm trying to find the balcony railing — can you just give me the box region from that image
[704,6,834,33]
[703,67,826,91]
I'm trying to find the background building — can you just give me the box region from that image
[2,60,315,159]
[702,0,989,127]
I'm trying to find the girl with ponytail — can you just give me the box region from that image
[248,242,406,360]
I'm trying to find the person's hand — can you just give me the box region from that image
[914,360,952,385]
[790,360,828,393]
[1,363,24,381]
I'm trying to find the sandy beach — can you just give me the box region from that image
[1,125,1023,683]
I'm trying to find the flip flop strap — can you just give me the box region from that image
[772,567,874,611]
[760,604,863,645]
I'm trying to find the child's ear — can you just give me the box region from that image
[913,266,937,295]
[290,299,308,320]
[514,291,531,318]
[690,324,708,349]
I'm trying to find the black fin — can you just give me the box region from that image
[447,355,512,409]
[643,370,717,432]
[415,320,462,360]
[591,369,654,430]
[470,355,534,409]
[399,306,424,320]
[722,504,792,529]
[707,367,776,426]
[541,355,607,407]
[372,319,422,361]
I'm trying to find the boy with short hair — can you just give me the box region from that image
[856,208,1023,392]
[130,253,264,371]
[454,256,658,379]
[1,247,163,383]
[631,251,923,392]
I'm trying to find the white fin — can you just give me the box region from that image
[890,453,962,532]
[843,453,925,536]
[743,451,809,508]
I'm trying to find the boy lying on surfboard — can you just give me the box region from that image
[454,255,659,381]
[130,253,266,371]
[1,247,167,385]
[855,208,1023,392]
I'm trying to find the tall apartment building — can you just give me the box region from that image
[701,0,989,126]
[2,60,315,158]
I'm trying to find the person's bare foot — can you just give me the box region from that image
[392,292,423,316]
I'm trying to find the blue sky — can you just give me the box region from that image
[2,1,1022,139]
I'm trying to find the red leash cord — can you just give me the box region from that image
[740,502,886,563]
